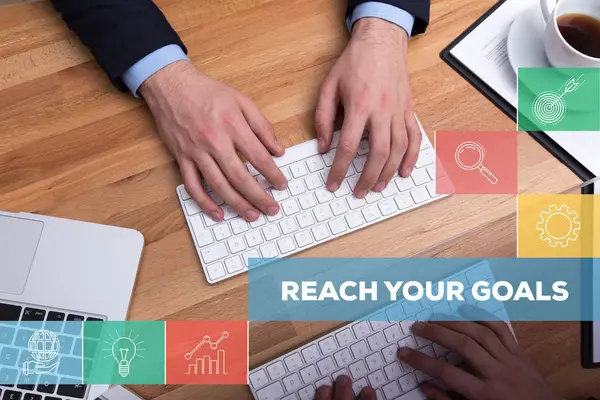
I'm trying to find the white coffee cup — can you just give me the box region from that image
[540,0,600,68]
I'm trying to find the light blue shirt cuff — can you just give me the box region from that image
[122,44,190,98]
[347,2,415,38]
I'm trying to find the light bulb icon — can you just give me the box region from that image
[112,337,137,377]
[103,329,145,379]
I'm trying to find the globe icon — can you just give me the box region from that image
[28,330,60,362]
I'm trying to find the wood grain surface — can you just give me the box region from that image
[0,0,598,399]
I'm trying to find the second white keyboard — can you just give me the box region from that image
[177,127,446,284]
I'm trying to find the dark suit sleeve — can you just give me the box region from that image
[51,0,187,91]
[346,0,431,36]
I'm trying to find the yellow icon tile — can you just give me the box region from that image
[518,194,594,258]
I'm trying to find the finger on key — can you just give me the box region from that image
[315,77,339,153]
[235,129,287,191]
[315,385,333,400]
[359,387,377,400]
[397,347,483,398]
[419,383,452,400]
[179,157,223,221]
[354,116,391,197]
[213,144,281,217]
[373,116,407,192]
[399,113,422,178]
[195,154,261,222]
[238,94,286,157]
[332,375,354,400]
[327,110,366,192]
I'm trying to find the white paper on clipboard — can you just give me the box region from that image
[448,0,600,177]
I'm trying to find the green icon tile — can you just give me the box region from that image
[83,321,165,385]
[518,68,600,132]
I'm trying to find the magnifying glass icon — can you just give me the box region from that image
[454,141,498,185]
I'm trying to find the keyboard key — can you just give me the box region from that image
[183,199,201,216]
[242,249,261,267]
[206,263,226,280]
[262,225,281,241]
[352,379,370,398]
[0,305,21,321]
[250,214,267,228]
[200,243,229,263]
[322,149,336,166]
[57,379,87,398]
[383,324,402,343]
[398,336,417,350]
[246,163,261,177]
[307,155,325,172]
[289,180,306,196]
[411,168,430,186]
[294,231,314,248]
[298,385,316,400]
[190,215,214,247]
[416,148,435,168]
[335,329,354,347]
[298,193,317,210]
[290,161,309,178]
[23,394,41,400]
[318,336,338,355]
[352,321,371,339]
[213,224,232,241]
[296,211,315,229]
[0,327,15,345]
[362,205,381,222]
[365,191,382,204]
[249,369,269,389]
[358,140,370,155]
[348,359,368,379]
[36,375,57,394]
[178,185,191,200]
[0,348,18,367]
[333,348,352,367]
[277,237,296,254]
[225,256,245,274]
[2,391,21,400]
[245,231,264,247]
[384,361,403,380]
[208,191,224,205]
[426,182,439,198]
[267,209,284,222]
[378,199,398,216]
[299,364,318,384]
[394,193,414,210]
[256,381,284,400]
[394,177,414,192]
[271,188,290,202]
[352,155,367,173]
[280,218,299,235]
[22,308,45,322]
[345,211,365,229]
[381,183,399,198]
[330,199,349,216]
[328,218,347,235]
[256,175,271,190]
[230,218,249,235]
[281,199,300,216]
[367,369,386,388]
[281,167,292,180]
[410,186,429,204]
[317,356,336,375]
[259,243,279,258]
[367,332,386,351]
[304,174,323,191]
[383,380,402,399]
[311,224,330,241]
[315,376,332,390]
[284,353,303,371]
[350,340,369,358]
[314,205,333,223]
[315,188,333,204]
[334,181,351,198]
[227,237,247,254]
[398,373,418,392]
[282,373,302,392]
[266,361,286,380]
[346,196,365,210]
[301,345,320,363]
[203,213,219,227]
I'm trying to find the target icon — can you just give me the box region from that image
[532,91,566,125]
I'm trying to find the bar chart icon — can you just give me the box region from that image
[184,331,229,376]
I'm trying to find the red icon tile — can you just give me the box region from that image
[435,131,517,194]
[166,321,248,384]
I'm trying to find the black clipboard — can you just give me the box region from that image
[440,0,598,369]
[439,0,595,183]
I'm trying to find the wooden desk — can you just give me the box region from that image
[0,0,598,398]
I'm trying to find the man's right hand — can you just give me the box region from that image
[140,61,288,222]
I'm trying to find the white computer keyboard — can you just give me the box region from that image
[248,262,511,400]
[177,127,446,284]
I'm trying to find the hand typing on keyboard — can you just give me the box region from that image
[315,18,421,198]
[315,320,562,400]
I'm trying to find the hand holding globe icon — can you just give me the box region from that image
[22,330,61,376]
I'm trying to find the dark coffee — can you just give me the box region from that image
[557,13,600,58]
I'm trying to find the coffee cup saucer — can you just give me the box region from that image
[507,4,549,74]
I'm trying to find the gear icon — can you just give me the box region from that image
[536,204,580,248]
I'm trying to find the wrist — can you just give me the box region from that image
[351,18,409,47]
[139,60,195,103]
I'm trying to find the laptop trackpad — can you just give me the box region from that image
[0,215,43,295]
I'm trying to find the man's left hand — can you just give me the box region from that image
[315,18,421,198]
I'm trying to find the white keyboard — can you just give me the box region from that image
[177,127,446,284]
[248,262,512,400]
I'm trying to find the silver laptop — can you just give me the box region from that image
[0,211,144,400]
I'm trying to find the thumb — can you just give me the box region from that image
[315,77,338,153]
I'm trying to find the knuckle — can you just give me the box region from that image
[372,144,390,160]
[458,336,477,354]
[337,140,358,157]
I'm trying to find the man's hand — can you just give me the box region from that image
[315,375,376,400]
[397,320,563,400]
[315,18,420,198]
[140,61,288,222]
